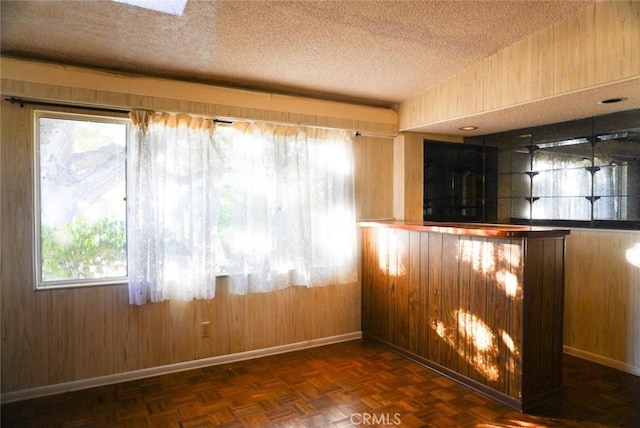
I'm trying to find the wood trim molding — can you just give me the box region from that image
[0,332,362,404]
[563,346,640,377]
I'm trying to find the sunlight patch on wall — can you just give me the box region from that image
[458,310,495,352]
[377,232,406,277]
[501,330,516,355]
[496,271,519,298]
[430,309,499,381]
[454,309,500,381]
[626,243,640,268]
[431,309,523,383]
[459,240,522,299]
[459,239,495,274]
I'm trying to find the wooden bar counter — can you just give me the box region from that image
[359,220,570,411]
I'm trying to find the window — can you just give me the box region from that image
[34,111,128,288]
[33,109,357,299]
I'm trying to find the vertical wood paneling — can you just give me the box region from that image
[440,75,460,120]
[244,292,275,350]
[595,0,640,84]
[563,231,596,352]
[520,237,564,399]
[1,102,51,392]
[482,51,504,112]
[407,231,421,355]
[111,285,139,373]
[385,229,397,343]
[631,246,640,368]
[457,236,472,377]
[226,292,247,354]
[353,136,394,221]
[195,282,230,360]
[73,286,116,380]
[564,230,640,370]
[550,238,565,391]
[403,133,425,222]
[539,239,554,393]
[313,282,360,339]
[553,5,596,95]
[394,230,410,349]
[418,231,431,359]
[137,301,197,368]
[521,239,543,398]
[444,73,462,119]
[440,234,459,371]
[47,290,76,384]
[397,95,422,132]
[529,25,556,100]
[507,239,524,399]
[485,239,511,393]
[289,283,312,344]
[392,136,406,221]
[361,228,374,335]
[503,37,532,106]
[427,232,443,364]
[457,62,484,117]
[468,238,489,385]
[371,228,388,341]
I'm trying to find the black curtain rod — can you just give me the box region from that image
[3,97,234,124]
[5,96,129,114]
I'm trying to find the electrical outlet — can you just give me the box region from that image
[200,321,211,338]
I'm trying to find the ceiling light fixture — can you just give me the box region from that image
[597,97,627,104]
[459,126,478,131]
[111,0,188,16]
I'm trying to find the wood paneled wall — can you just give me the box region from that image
[564,229,640,374]
[398,1,640,131]
[353,135,394,221]
[0,70,396,394]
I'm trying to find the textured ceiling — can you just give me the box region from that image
[2,0,594,110]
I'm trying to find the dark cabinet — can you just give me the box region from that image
[424,140,498,222]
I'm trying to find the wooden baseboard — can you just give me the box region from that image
[1,332,362,404]
[563,346,640,376]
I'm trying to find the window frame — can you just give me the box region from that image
[33,109,131,290]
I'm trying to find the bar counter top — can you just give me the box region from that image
[358,220,570,238]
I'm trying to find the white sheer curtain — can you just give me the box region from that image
[127,111,223,304]
[221,122,358,294]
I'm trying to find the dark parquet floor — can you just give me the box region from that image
[2,340,639,427]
